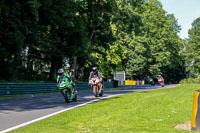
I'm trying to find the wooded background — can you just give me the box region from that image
[0,0,199,83]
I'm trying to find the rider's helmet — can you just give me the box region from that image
[92,67,98,72]
[158,75,162,78]
[92,67,98,74]
[58,69,64,76]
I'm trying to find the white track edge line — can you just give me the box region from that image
[0,94,122,133]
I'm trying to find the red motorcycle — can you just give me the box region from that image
[90,77,103,97]
[158,77,164,87]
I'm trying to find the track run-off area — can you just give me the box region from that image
[0,84,178,133]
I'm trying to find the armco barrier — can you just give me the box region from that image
[0,82,114,97]
[191,90,200,131]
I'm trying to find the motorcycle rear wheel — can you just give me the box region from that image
[72,86,78,101]
[72,91,77,101]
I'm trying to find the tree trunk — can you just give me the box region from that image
[26,47,34,80]
[49,56,62,81]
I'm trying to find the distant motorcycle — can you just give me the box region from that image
[149,79,155,85]
[58,77,77,103]
[147,76,155,85]
[158,78,164,87]
[90,77,103,97]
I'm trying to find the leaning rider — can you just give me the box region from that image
[89,67,103,89]
[157,75,164,82]
[57,68,72,99]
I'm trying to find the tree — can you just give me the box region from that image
[95,0,145,78]
[186,17,200,77]
[0,0,25,80]
[0,0,186,83]
[38,0,89,81]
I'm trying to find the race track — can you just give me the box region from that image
[0,84,179,133]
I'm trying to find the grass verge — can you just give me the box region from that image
[10,84,198,133]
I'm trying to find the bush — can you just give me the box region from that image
[179,78,200,84]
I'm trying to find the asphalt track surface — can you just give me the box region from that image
[0,84,179,132]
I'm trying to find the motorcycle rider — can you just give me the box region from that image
[89,67,103,90]
[147,76,154,85]
[157,75,164,81]
[157,75,164,85]
[57,68,73,99]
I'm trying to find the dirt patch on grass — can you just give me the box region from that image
[174,121,191,131]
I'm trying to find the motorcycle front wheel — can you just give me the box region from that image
[93,86,98,97]
[99,85,103,97]
[99,90,103,96]
[61,89,70,103]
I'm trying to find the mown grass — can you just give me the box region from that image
[10,84,199,133]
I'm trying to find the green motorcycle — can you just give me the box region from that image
[58,77,77,103]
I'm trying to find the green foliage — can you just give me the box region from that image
[185,17,200,78]
[124,0,185,81]
[0,0,186,83]
[180,78,200,84]
[191,17,200,28]
[0,1,26,80]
